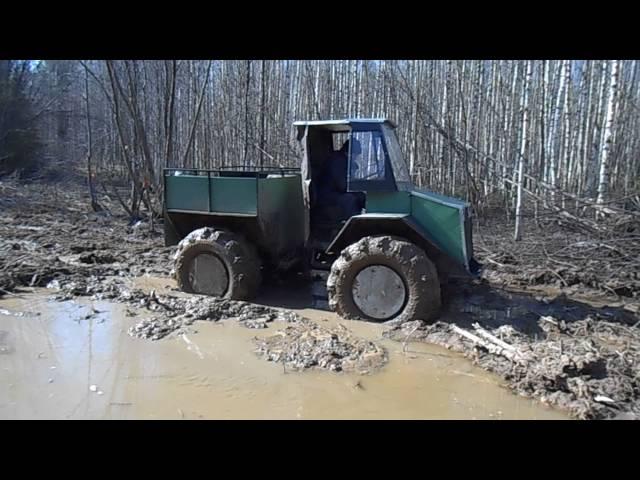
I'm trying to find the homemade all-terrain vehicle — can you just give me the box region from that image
[164,119,479,323]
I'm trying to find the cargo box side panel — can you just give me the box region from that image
[209,177,258,215]
[257,175,305,258]
[165,175,210,212]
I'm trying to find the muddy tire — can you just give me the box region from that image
[174,227,261,300]
[327,236,441,324]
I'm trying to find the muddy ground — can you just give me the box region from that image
[2,291,566,419]
[1,180,639,419]
[386,282,639,419]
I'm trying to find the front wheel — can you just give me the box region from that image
[327,236,441,324]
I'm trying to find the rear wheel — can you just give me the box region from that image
[174,227,261,300]
[327,236,441,324]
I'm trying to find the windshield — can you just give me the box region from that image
[382,124,412,190]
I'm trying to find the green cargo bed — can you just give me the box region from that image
[163,168,306,257]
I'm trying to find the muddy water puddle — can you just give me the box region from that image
[0,287,567,419]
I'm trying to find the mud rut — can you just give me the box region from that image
[1,180,639,419]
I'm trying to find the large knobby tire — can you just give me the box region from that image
[327,236,441,324]
[174,227,261,300]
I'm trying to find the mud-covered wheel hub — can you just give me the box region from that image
[187,253,229,296]
[327,235,442,324]
[352,265,407,320]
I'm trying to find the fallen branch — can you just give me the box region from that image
[450,324,527,364]
[484,256,506,268]
[402,323,421,353]
[547,269,569,287]
[471,323,519,353]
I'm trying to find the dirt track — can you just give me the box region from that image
[1,180,639,419]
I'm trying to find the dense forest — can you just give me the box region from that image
[1,60,638,233]
[2,60,640,421]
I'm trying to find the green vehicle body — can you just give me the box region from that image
[163,119,479,278]
[332,190,475,275]
[164,170,306,264]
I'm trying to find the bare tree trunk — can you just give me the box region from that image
[83,65,102,212]
[514,61,533,241]
[182,61,212,166]
[596,59,620,215]
[164,60,177,169]
[105,61,141,219]
[260,60,266,168]
[243,60,251,167]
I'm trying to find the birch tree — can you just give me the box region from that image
[596,59,620,213]
[514,61,533,241]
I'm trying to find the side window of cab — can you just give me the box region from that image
[347,129,395,192]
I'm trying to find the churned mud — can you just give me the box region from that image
[253,317,387,374]
[0,181,173,297]
[385,281,640,419]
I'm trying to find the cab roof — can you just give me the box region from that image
[293,118,396,133]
